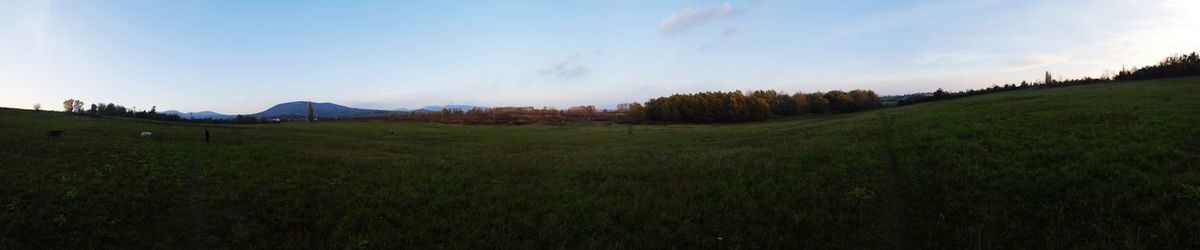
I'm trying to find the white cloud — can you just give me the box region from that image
[1090,0,1200,67]
[900,0,1200,90]
[660,2,737,35]
[829,4,952,40]
[1013,0,1200,77]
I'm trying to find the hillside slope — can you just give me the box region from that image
[1,77,1198,248]
[160,110,236,120]
[252,101,392,119]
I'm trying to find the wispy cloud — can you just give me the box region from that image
[535,54,589,82]
[660,2,737,35]
[721,26,742,39]
[912,51,1073,72]
[828,2,979,41]
[26,0,54,52]
[1006,54,1071,70]
[914,53,985,65]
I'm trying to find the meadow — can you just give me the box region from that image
[2,77,1199,248]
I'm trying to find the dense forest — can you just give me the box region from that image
[640,90,880,123]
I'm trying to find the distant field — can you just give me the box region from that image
[2,77,1199,248]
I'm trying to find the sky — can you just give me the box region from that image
[2,0,1198,114]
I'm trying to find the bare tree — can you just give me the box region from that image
[62,99,84,113]
[73,100,84,113]
[33,103,41,111]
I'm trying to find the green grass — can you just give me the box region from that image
[2,77,1199,248]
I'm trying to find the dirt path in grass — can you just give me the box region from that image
[878,110,912,248]
[184,153,214,248]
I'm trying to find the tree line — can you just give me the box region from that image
[1114,52,1200,81]
[898,51,1200,106]
[894,74,1110,106]
[58,99,184,121]
[55,99,275,124]
[634,89,880,123]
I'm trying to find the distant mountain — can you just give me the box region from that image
[161,110,236,120]
[252,101,393,119]
[161,103,487,121]
[418,105,484,112]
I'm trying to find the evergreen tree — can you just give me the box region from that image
[306,101,315,122]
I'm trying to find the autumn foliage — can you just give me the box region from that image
[389,106,621,125]
[641,89,880,123]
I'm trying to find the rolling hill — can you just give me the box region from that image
[417,104,484,112]
[2,77,1198,248]
[160,110,236,120]
[251,101,393,119]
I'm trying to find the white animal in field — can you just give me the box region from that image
[140,132,153,138]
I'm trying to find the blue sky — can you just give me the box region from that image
[2,0,1197,114]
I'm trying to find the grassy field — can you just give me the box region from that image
[2,77,1199,248]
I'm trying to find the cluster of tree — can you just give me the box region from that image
[899,51,1200,106]
[638,89,880,123]
[383,106,623,125]
[616,102,645,123]
[1114,52,1200,81]
[62,99,84,113]
[81,102,177,121]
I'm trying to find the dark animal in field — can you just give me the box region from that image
[47,130,64,137]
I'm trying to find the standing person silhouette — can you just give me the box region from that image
[204,128,210,142]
